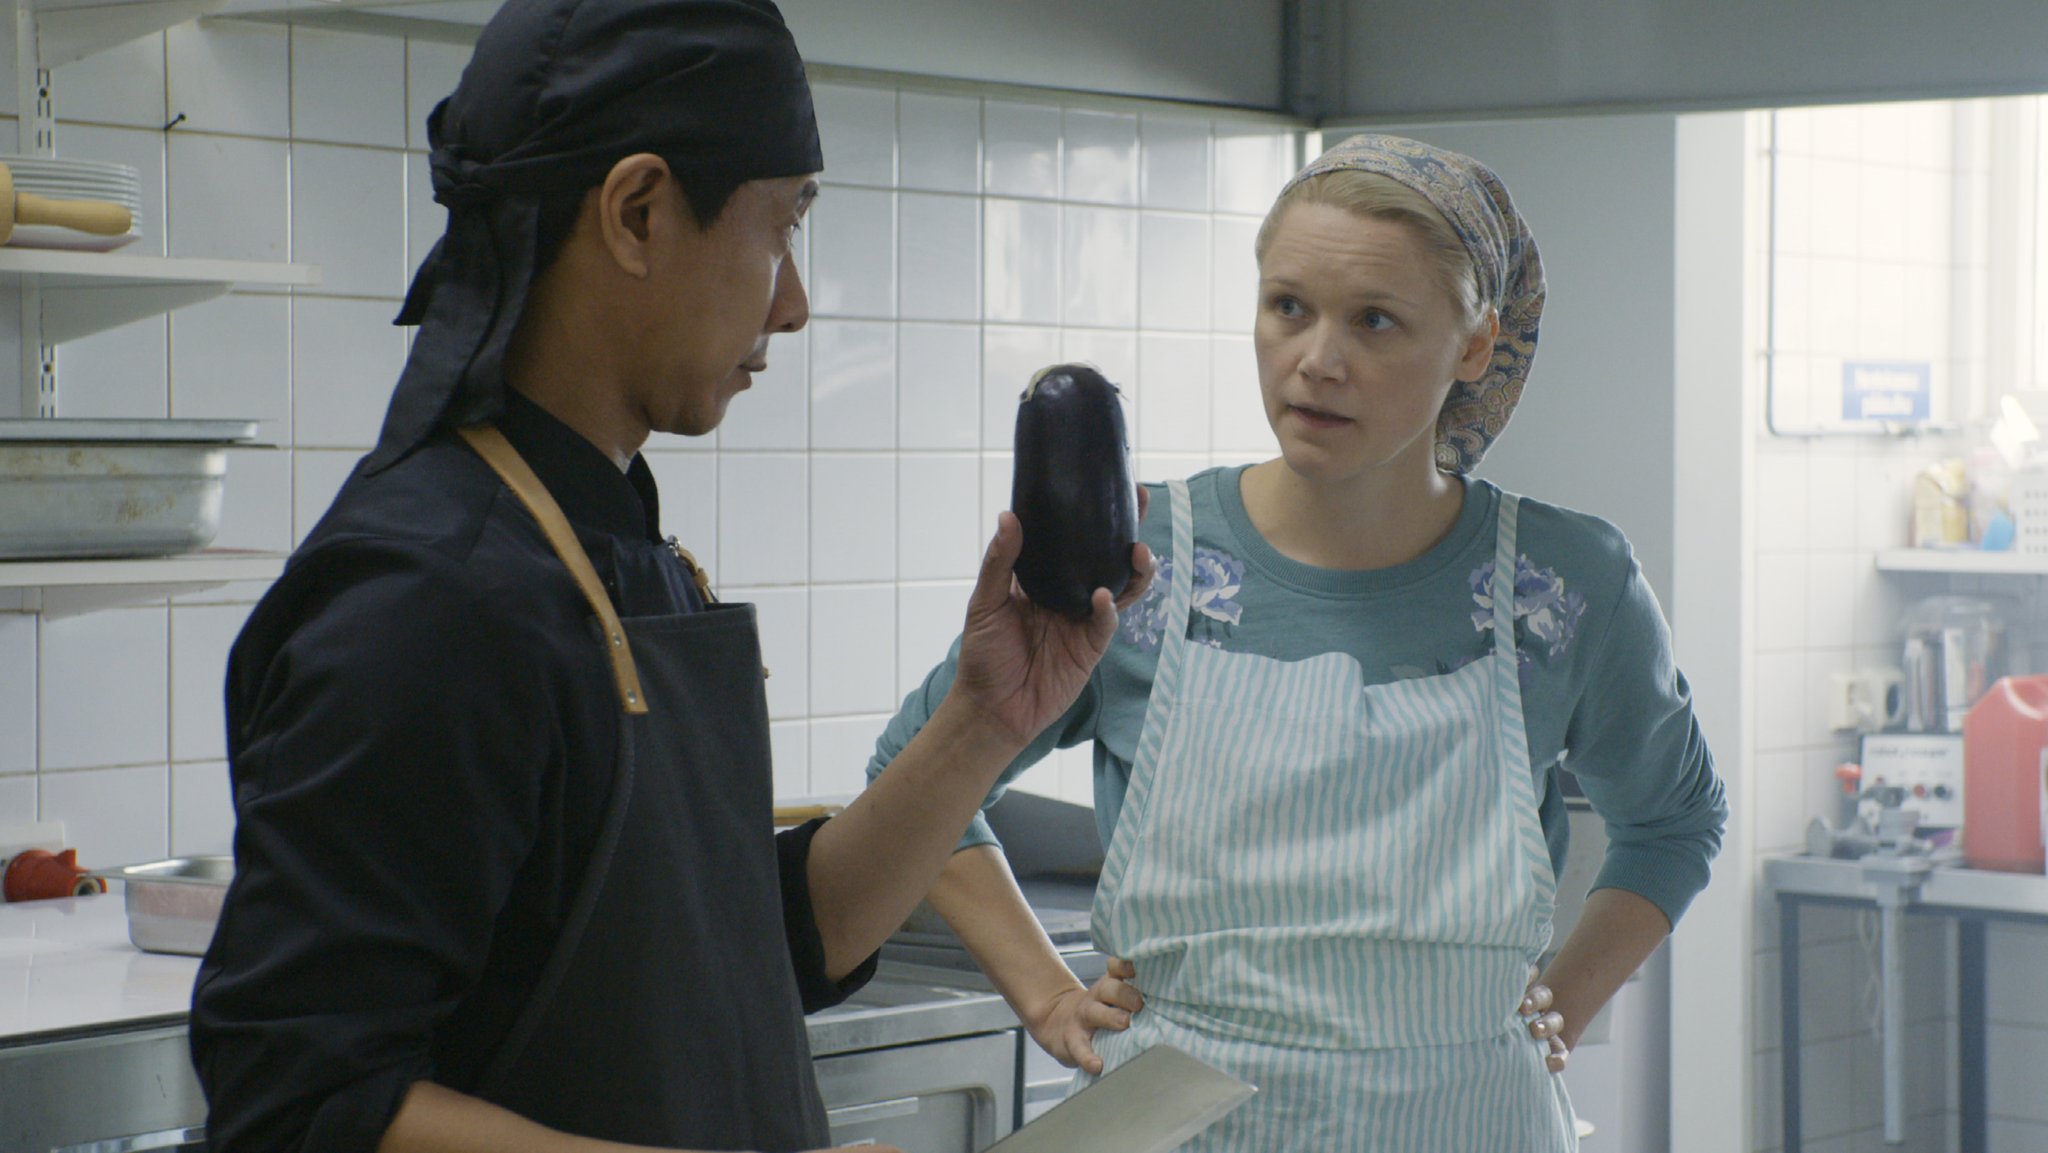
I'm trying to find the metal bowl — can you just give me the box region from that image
[108,856,234,956]
[0,419,257,559]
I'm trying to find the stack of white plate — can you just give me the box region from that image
[0,154,142,252]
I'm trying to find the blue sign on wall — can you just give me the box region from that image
[1841,360,1932,421]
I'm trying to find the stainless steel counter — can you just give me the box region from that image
[0,896,1029,1151]
[1765,853,2048,1152]
[806,961,1021,1057]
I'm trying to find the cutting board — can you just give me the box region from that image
[981,1043,1255,1153]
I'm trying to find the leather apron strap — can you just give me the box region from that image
[458,423,649,715]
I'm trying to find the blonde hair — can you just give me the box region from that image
[1255,170,1487,332]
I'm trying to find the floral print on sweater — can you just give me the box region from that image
[1117,547,1246,651]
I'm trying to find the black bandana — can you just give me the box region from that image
[367,0,822,473]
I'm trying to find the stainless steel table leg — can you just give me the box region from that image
[1959,917,1987,1153]
[1781,897,1802,1152]
[1879,899,1906,1144]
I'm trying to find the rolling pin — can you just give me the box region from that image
[0,161,132,244]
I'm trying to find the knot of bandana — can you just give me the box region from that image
[428,147,498,211]
[1280,133,1545,473]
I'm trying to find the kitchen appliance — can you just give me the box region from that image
[1961,675,2048,872]
[1899,595,2012,733]
[981,1044,1255,1153]
[0,418,256,559]
[1857,733,1965,830]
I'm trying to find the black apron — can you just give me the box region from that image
[457,424,830,1150]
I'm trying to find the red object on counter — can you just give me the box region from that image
[1,848,106,901]
[1962,675,2048,873]
[1835,762,1862,796]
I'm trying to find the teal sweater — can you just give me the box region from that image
[866,467,1728,926]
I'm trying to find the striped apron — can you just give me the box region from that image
[1075,479,1577,1152]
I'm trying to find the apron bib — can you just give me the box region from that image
[458,425,830,1151]
[1080,478,1577,1152]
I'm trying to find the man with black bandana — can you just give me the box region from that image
[187,2,1151,1151]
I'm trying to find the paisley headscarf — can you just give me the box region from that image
[1278,133,1545,473]
[366,0,822,474]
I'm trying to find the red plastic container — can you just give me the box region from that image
[1962,675,2048,873]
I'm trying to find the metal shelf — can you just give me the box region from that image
[10,0,323,418]
[0,249,320,344]
[29,0,234,68]
[1874,548,2048,576]
[0,550,285,617]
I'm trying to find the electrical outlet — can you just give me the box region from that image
[1828,668,1905,732]
[1827,672,1861,731]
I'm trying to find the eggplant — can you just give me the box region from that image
[1011,363,1139,618]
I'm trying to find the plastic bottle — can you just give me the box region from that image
[1961,675,2048,873]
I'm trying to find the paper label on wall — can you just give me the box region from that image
[1841,361,1932,421]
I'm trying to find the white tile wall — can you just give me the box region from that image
[983,198,1059,324]
[52,33,167,130]
[1062,109,1137,206]
[810,320,896,449]
[169,604,253,764]
[899,194,980,322]
[811,187,896,318]
[172,294,292,441]
[170,761,234,857]
[811,455,896,583]
[896,582,971,697]
[983,102,1061,198]
[291,29,406,148]
[0,615,34,778]
[405,41,469,150]
[291,297,408,448]
[290,144,409,299]
[810,584,897,717]
[1062,206,1137,328]
[814,84,897,188]
[39,608,167,772]
[167,133,288,263]
[898,93,980,195]
[9,24,1300,851]
[165,22,289,138]
[898,323,980,449]
[898,454,982,581]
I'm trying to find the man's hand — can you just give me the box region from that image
[950,490,1154,747]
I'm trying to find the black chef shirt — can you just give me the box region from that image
[191,390,873,1153]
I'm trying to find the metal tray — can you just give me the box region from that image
[107,856,233,957]
[0,420,259,560]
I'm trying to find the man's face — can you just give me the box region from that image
[632,172,818,437]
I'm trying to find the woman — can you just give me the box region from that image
[864,134,1726,1151]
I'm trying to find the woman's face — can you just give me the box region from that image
[1253,201,1494,487]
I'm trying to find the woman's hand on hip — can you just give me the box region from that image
[1028,957,1144,1075]
[951,491,1155,747]
[1521,972,1569,1074]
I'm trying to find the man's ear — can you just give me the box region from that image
[594,153,672,279]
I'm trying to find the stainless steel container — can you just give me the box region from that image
[109,856,233,956]
[0,418,258,560]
